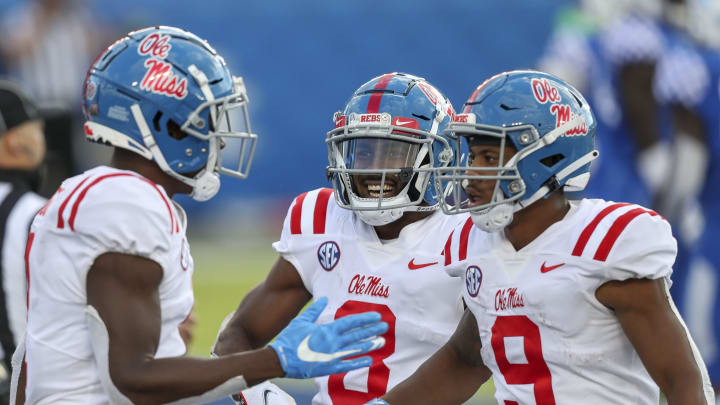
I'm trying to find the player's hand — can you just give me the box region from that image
[268,296,387,379]
[232,381,296,405]
[364,399,390,405]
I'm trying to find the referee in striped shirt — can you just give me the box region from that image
[0,81,46,403]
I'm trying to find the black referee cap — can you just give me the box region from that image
[0,80,42,135]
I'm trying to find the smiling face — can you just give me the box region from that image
[345,138,420,199]
[463,138,518,207]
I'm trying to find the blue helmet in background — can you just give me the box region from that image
[83,26,257,201]
[436,70,598,231]
[326,72,455,226]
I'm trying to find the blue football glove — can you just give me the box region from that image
[269,296,387,379]
[365,400,390,405]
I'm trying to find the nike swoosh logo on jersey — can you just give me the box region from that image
[408,258,439,270]
[540,261,565,273]
[263,389,274,405]
[395,119,413,126]
[297,335,359,362]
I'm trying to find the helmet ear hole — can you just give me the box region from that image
[540,153,564,167]
[167,120,189,141]
[153,112,163,132]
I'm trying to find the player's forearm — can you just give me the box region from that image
[663,369,713,405]
[666,387,712,405]
[13,356,26,405]
[112,346,283,404]
[214,317,261,355]
[383,343,490,405]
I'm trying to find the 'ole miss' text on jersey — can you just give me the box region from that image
[274,188,466,405]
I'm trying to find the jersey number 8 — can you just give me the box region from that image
[328,300,396,405]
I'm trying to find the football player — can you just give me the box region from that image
[653,0,720,398]
[368,70,715,404]
[10,26,387,405]
[213,72,468,405]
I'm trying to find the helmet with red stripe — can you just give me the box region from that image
[82,26,257,201]
[326,72,455,226]
[436,70,599,232]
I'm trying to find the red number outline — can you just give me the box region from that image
[491,315,556,405]
[328,300,396,405]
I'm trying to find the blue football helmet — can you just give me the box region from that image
[326,72,455,226]
[82,26,257,201]
[436,70,599,231]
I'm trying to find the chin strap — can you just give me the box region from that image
[355,208,405,226]
[470,203,514,232]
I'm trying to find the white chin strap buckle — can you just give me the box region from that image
[190,171,221,202]
[356,208,404,226]
[471,203,514,232]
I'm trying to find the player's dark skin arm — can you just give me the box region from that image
[381,308,492,405]
[619,62,659,151]
[86,253,287,405]
[596,278,709,405]
[214,256,312,354]
[13,357,25,405]
[672,105,707,145]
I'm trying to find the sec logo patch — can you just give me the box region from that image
[317,241,340,271]
[465,265,482,297]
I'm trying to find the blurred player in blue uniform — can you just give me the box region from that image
[538,0,671,207]
[653,0,720,397]
[538,0,706,353]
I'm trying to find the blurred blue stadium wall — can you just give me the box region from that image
[1,0,570,214]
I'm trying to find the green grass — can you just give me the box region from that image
[188,238,277,356]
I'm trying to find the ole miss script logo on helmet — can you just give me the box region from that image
[465,265,482,297]
[137,32,188,100]
[531,77,587,136]
[317,241,340,271]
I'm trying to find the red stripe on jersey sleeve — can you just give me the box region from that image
[25,232,35,309]
[443,230,454,266]
[313,188,333,234]
[593,208,659,262]
[68,173,175,234]
[290,192,308,235]
[459,217,474,261]
[366,73,395,114]
[571,203,632,257]
[57,176,90,229]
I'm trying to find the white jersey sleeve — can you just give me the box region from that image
[602,209,676,282]
[3,191,45,347]
[570,201,676,282]
[68,174,176,276]
[272,188,336,292]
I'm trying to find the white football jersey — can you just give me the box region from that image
[444,199,682,405]
[273,188,466,405]
[20,166,194,404]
